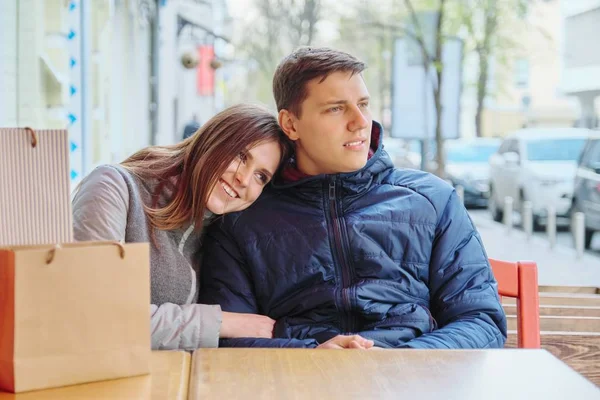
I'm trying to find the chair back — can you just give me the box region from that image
[490,259,541,349]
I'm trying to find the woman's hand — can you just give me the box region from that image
[316,335,374,349]
[220,311,275,338]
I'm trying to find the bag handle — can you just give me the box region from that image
[45,241,126,264]
[24,126,37,148]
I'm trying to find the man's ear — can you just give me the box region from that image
[278,109,300,141]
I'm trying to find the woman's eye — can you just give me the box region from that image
[256,172,268,184]
[237,151,248,163]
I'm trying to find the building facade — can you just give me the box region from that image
[560,0,600,128]
[461,0,579,138]
[1,0,230,187]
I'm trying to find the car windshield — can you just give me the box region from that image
[526,139,586,161]
[446,145,499,163]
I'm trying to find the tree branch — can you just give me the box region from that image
[403,0,432,62]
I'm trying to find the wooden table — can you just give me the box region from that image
[0,351,190,399]
[188,349,600,400]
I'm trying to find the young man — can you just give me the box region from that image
[199,47,507,349]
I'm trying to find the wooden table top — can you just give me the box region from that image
[0,351,190,400]
[188,349,600,400]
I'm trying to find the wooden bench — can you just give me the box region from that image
[503,291,600,329]
[503,287,600,387]
[504,304,600,318]
[506,315,600,332]
[539,286,600,295]
[503,292,600,307]
[506,332,600,387]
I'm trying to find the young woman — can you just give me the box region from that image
[72,104,291,350]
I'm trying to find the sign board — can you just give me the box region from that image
[391,36,463,140]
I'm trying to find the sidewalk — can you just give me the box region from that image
[470,213,600,287]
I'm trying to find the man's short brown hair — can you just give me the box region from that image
[273,47,366,117]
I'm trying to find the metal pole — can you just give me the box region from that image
[81,0,92,176]
[573,212,585,258]
[547,206,557,249]
[421,57,429,172]
[67,0,83,187]
[504,197,513,234]
[149,1,160,145]
[522,200,533,240]
[455,185,464,206]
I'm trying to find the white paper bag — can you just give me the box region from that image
[0,128,73,246]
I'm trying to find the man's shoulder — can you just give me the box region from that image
[215,188,287,222]
[382,167,454,209]
[383,166,446,186]
[215,169,456,235]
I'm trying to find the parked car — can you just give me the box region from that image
[572,136,600,249]
[488,128,593,229]
[382,138,421,170]
[444,138,501,208]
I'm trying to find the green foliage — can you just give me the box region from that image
[232,0,323,104]
[230,0,539,140]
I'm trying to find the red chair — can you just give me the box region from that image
[489,259,541,349]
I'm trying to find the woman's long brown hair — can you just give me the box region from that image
[121,104,291,232]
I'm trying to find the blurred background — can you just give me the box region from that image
[1,0,599,257]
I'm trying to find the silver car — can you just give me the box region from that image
[488,128,592,229]
[573,137,600,249]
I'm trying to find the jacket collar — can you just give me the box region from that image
[273,121,393,190]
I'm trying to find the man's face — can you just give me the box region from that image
[281,71,372,175]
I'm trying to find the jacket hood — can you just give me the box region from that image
[274,121,390,189]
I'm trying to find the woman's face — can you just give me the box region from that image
[206,140,282,215]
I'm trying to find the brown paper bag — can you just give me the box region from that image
[0,241,151,393]
[0,128,73,246]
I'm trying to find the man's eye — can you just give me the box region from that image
[359,102,369,109]
[328,106,342,113]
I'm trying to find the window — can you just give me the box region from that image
[582,139,600,169]
[514,59,529,88]
[497,140,513,154]
[526,139,586,162]
[446,144,500,163]
[508,140,521,156]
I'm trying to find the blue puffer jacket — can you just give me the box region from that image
[199,123,507,349]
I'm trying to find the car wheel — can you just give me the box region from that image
[585,229,594,250]
[489,185,503,222]
[532,215,544,232]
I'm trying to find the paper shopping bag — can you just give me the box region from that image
[0,241,151,393]
[0,127,73,246]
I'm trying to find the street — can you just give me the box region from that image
[469,209,600,258]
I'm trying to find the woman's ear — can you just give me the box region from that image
[278,110,299,141]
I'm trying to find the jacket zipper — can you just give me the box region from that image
[328,178,354,334]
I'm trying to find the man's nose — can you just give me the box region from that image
[348,105,369,131]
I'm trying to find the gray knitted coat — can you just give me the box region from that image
[72,165,222,350]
